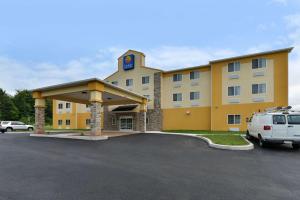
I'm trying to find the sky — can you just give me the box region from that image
[0,0,300,106]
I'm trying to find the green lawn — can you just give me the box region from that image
[164,130,245,135]
[164,130,248,145]
[201,135,248,145]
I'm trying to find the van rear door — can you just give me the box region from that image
[272,115,287,138]
[287,115,300,138]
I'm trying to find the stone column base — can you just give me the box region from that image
[34,107,45,134]
[90,102,102,136]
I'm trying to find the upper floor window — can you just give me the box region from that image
[111,81,118,86]
[126,79,133,86]
[142,76,150,84]
[252,58,266,69]
[228,86,240,96]
[66,102,71,109]
[252,83,266,94]
[228,62,240,72]
[173,74,182,82]
[58,103,63,109]
[173,93,182,101]
[190,71,200,80]
[228,115,241,124]
[58,120,63,126]
[190,92,200,100]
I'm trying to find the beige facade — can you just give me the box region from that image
[51,47,292,132]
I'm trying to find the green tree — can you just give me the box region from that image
[13,90,35,124]
[0,89,19,121]
[45,99,53,125]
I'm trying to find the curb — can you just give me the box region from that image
[147,131,254,151]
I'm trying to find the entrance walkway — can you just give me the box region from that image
[30,130,140,141]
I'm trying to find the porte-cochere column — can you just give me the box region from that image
[89,90,103,136]
[138,99,147,133]
[32,92,46,134]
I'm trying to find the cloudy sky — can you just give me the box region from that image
[0,0,300,106]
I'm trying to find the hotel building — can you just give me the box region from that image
[52,47,292,132]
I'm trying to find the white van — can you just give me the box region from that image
[246,107,300,149]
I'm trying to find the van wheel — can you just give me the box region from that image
[27,127,33,131]
[292,144,300,150]
[246,131,252,140]
[258,135,265,148]
[6,127,13,132]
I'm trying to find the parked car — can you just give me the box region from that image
[246,106,300,149]
[0,121,34,132]
[0,121,5,133]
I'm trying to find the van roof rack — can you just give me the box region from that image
[265,106,292,113]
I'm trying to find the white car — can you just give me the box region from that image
[0,121,34,132]
[246,107,300,149]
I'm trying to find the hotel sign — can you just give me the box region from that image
[123,54,135,70]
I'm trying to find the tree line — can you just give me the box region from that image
[0,89,52,125]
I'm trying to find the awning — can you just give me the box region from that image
[112,105,137,112]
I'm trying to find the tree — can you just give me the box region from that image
[0,89,19,121]
[13,90,35,124]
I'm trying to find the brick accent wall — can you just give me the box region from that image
[146,72,163,131]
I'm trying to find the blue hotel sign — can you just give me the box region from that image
[123,54,135,70]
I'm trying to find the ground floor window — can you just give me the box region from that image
[146,117,149,124]
[86,119,91,126]
[66,119,71,126]
[58,120,63,126]
[228,115,241,124]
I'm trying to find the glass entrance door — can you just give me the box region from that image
[119,117,133,131]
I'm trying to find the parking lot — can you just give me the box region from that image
[0,133,299,200]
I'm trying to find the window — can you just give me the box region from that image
[66,102,71,109]
[86,119,91,126]
[287,115,300,124]
[228,115,241,124]
[126,79,133,86]
[66,120,71,126]
[146,117,149,124]
[252,58,266,69]
[111,81,118,86]
[173,74,182,82]
[58,120,63,126]
[58,103,63,109]
[190,92,200,100]
[112,117,116,125]
[142,76,150,84]
[252,83,266,94]
[228,86,240,96]
[190,71,200,80]
[273,115,286,124]
[86,104,90,108]
[228,61,240,72]
[173,93,182,101]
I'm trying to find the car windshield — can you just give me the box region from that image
[287,115,300,124]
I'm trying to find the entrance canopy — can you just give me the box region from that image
[31,78,148,135]
[31,78,147,106]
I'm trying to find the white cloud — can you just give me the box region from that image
[0,49,122,95]
[284,14,300,108]
[145,46,237,70]
[270,0,288,5]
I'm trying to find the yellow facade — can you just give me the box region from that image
[211,51,289,131]
[52,48,291,132]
